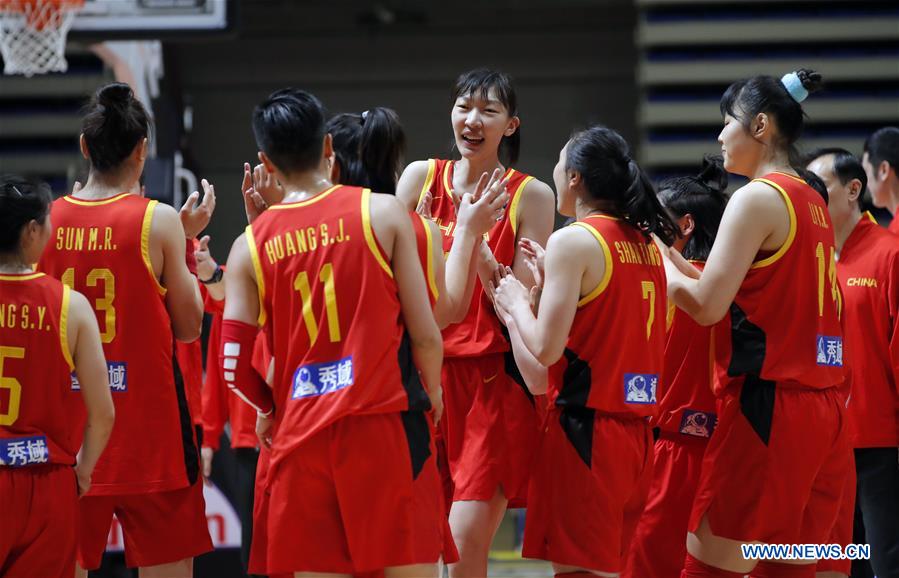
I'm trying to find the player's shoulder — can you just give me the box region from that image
[520,176,554,205]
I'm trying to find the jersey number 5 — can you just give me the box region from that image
[294,263,341,345]
[0,346,25,426]
[62,268,116,343]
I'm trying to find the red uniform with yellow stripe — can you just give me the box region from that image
[0,272,80,577]
[523,215,664,573]
[417,158,540,507]
[246,184,443,573]
[626,261,719,578]
[38,192,211,570]
[410,211,440,307]
[689,172,851,543]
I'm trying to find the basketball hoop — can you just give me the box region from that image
[0,0,84,77]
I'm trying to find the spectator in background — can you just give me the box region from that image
[863,127,899,232]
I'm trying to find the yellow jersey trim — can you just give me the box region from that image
[268,185,341,209]
[62,192,131,206]
[509,173,534,237]
[361,188,394,278]
[244,225,268,327]
[419,214,439,301]
[442,160,454,198]
[0,272,43,281]
[865,211,877,224]
[570,221,614,307]
[750,178,797,269]
[141,201,167,296]
[417,159,437,208]
[59,284,75,371]
[772,171,808,185]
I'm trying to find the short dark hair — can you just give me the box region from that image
[0,175,52,253]
[807,147,868,195]
[864,127,899,170]
[81,82,151,173]
[451,68,520,165]
[658,155,729,261]
[252,88,327,176]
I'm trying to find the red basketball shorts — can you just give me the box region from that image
[522,408,653,573]
[624,432,709,578]
[689,379,850,543]
[0,464,77,578]
[816,454,855,575]
[77,478,212,569]
[264,412,444,574]
[439,353,539,507]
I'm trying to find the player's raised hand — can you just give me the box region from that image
[253,163,285,206]
[519,238,545,289]
[457,170,508,238]
[195,235,218,282]
[180,178,216,238]
[415,190,433,220]
[241,162,268,225]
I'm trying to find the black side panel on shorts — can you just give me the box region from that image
[500,326,536,406]
[739,374,776,446]
[397,331,432,412]
[556,348,595,467]
[728,302,767,377]
[172,341,200,485]
[400,411,432,480]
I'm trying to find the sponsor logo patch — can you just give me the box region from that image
[624,373,658,404]
[816,335,843,367]
[679,409,717,438]
[291,356,354,399]
[0,435,49,467]
[71,362,127,392]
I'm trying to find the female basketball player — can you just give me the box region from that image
[493,125,677,577]
[624,157,728,578]
[395,68,555,578]
[659,70,850,578]
[0,176,115,578]
[38,82,214,577]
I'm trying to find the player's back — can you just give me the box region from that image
[248,185,425,461]
[0,272,77,467]
[39,193,196,494]
[550,215,667,418]
[715,172,844,392]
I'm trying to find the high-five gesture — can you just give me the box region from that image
[180,178,216,239]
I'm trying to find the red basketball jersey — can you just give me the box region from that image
[836,214,899,447]
[39,193,198,494]
[548,215,667,417]
[0,272,77,467]
[247,185,429,463]
[713,172,844,393]
[654,261,719,437]
[410,212,439,308]
[417,159,534,357]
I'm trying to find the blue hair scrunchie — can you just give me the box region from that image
[780,72,808,103]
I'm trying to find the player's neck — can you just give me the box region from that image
[752,151,793,180]
[887,183,899,217]
[0,253,32,273]
[279,170,333,203]
[454,156,505,192]
[834,209,862,253]
[78,171,139,199]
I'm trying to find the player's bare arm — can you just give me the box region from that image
[396,160,432,212]
[68,289,115,496]
[664,180,789,325]
[511,178,555,288]
[150,203,203,341]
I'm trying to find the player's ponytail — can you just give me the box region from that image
[566,125,679,245]
[327,108,406,195]
[658,155,729,261]
[720,68,827,199]
[81,82,151,173]
[0,175,52,254]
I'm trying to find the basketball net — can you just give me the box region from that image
[0,0,83,77]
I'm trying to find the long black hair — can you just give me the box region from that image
[566,125,679,245]
[0,175,52,254]
[327,108,406,195]
[81,82,151,173]
[658,156,729,261]
[451,68,520,166]
[720,68,827,199]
